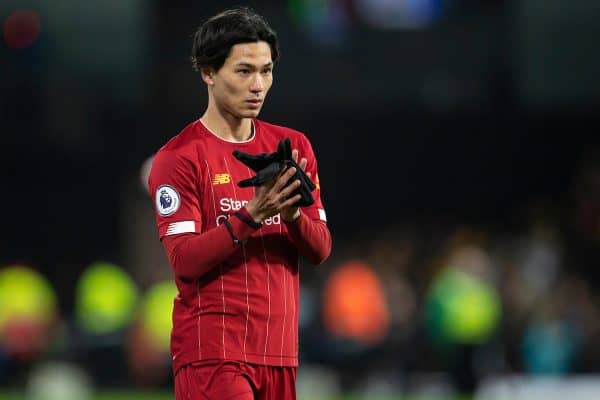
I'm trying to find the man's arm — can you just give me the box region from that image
[149,150,258,282]
[159,166,302,282]
[278,136,332,265]
[283,211,331,265]
[162,208,259,281]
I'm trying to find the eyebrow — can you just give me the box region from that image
[235,62,273,69]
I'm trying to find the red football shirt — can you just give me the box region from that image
[148,119,328,373]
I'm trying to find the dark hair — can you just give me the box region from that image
[191,7,279,72]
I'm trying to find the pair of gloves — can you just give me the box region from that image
[232,138,316,207]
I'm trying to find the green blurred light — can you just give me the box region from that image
[140,281,177,352]
[425,268,501,345]
[288,0,304,21]
[287,0,329,24]
[0,265,57,331]
[75,262,139,335]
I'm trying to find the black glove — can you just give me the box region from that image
[232,138,316,207]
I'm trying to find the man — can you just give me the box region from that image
[148,7,332,400]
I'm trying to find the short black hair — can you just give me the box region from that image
[191,7,279,72]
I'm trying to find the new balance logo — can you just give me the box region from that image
[212,173,231,185]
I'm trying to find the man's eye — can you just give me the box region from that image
[238,69,250,75]
[262,69,272,75]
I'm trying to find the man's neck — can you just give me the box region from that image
[200,108,253,142]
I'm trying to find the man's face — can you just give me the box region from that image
[207,41,273,119]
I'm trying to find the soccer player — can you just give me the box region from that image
[148,7,332,400]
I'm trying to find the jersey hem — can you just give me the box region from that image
[173,350,298,375]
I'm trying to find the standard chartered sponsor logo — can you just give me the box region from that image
[262,214,280,225]
[220,197,248,212]
[216,197,280,226]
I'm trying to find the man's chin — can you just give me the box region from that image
[240,109,261,118]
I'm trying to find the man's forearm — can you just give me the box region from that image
[284,211,332,265]
[162,212,258,281]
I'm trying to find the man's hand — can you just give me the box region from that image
[245,149,311,223]
[245,164,303,224]
[280,149,309,221]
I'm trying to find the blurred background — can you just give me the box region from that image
[2,0,600,399]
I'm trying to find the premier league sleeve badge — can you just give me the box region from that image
[155,185,181,216]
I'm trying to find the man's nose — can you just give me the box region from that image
[250,74,264,92]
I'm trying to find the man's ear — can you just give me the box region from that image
[200,67,215,85]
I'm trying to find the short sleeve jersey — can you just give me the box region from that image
[148,119,327,373]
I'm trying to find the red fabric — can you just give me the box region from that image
[148,119,331,374]
[161,213,258,282]
[174,360,296,400]
[284,211,331,265]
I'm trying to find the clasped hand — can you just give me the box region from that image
[245,150,310,223]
